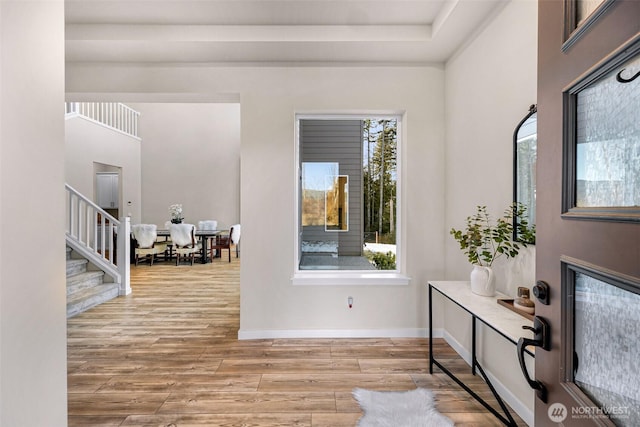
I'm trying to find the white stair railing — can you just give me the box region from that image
[65,183,131,295]
[65,102,141,139]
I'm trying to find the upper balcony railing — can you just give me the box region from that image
[65,102,141,139]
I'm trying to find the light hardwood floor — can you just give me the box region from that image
[67,255,527,426]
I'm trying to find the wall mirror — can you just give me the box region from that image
[513,104,537,242]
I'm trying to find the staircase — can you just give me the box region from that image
[66,247,120,318]
[65,183,131,308]
[64,103,134,316]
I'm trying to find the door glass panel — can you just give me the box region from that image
[575,55,640,208]
[302,162,337,228]
[576,0,606,25]
[574,272,639,424]
[301,162,339,256]
[325,175,348,231]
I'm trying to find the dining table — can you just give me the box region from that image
[156,228,222,263]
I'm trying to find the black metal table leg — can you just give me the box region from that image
[472,316,477,376]
[429,284,434,374]
[428,285,518,427]
[200,236,210,263]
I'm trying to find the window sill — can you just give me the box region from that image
[292,271,410,286]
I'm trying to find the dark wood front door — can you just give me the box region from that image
[536,1,640,426]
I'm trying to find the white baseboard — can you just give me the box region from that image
[442,330,472,365]
[237,327,441,340]
[442,331,534,426]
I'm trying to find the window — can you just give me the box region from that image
[561,259,640,425]
[301,163,348,232]
[562,41,640,221]
[294,115,408,285]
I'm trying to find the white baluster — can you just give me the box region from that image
[100,216,106,257]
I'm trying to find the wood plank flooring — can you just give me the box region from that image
[67,257,528,426]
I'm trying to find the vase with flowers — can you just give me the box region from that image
[169,203,184,224]
[450,203,535,296]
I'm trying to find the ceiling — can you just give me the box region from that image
[65,0,507,66]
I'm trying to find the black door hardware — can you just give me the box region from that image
[517,316,550,402]
[533,280,550,305]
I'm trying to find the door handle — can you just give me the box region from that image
[517,316,550,402]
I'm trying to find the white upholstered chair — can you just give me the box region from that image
[131,224,167,266]
[169,223,201,265]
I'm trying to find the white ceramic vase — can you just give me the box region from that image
[470,265,496,296]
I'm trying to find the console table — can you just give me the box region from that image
[428,281,535,426]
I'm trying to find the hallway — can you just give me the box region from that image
[67,258,526,426]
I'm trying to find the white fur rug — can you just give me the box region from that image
[353,388,454,427]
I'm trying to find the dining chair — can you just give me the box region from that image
[131,224,167,266]
[210,225,239,262]
[230,224,241,258]
[169,223,201,265]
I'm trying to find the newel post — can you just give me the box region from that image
[118,216,132,295]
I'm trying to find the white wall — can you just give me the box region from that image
[130,103,241,229]
[444,0,538,287]
[0,1,68,425]
[65,116,142,222]
[65,103,240,229]
[443,0,538,424]
[239,68,445,335]
[66,65,447,336]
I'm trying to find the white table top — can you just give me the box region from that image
[429,281,535,348]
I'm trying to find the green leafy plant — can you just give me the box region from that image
[513,202,536,245]
[365,250,396,270]
[450,203,535,267]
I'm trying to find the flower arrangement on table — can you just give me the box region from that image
[449,203,535,267]
[449,203,535,296]
[169,204,184,224]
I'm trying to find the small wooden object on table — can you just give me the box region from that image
[497,299,535,321]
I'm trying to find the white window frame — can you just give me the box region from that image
[292,113,410,286]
